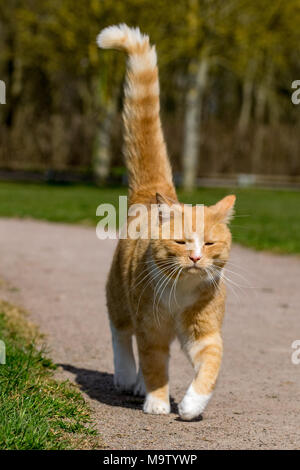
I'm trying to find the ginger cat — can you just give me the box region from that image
[97,24,235,420]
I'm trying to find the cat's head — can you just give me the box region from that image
[150,193,236,279]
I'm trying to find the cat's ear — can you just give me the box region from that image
[210,195,236,224]
[156,193,178,223]
[156,193,177,206]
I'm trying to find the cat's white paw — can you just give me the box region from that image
[133,368,146,396]
[178,384,211,421]
[143,393,170,415]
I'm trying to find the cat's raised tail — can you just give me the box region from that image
[97,24,175,198]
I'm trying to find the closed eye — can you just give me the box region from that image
[205,242,215,246]
[175,240,186,245]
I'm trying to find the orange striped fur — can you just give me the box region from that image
[98,24,235,420]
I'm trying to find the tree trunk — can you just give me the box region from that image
[238,61,256,136]
[93,96,117,185]
[251,64,273,173]
[251,82,268,173]
[182,57,209,191]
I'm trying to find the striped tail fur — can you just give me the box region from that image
[97,24,176,200]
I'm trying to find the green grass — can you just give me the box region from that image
[0,300,103,450]
[0,182,125,225]
[0,181,299,254]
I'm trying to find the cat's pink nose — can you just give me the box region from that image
[189,255,201,263]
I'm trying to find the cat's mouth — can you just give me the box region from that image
[185,265,204,273]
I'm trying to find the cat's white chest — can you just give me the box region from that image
[160,275,202,315]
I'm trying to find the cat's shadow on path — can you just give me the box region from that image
[59,363,178,413]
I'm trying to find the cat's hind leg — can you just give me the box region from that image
[110,322,137,393]
[133,366,146,397]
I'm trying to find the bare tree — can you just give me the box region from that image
[182,57,209,191]
[93,94,118,185]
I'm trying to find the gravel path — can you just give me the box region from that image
[0,217,299,449]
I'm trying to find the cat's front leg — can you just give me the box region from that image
[137,336,170,415]
[178,332,223,421]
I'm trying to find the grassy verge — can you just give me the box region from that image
[0,300,103,450]
[0,181,299,254]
